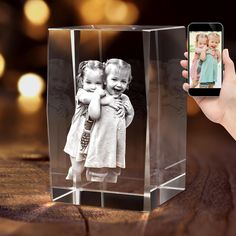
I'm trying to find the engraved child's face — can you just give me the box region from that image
[197,37,208,48]
[106,65,129,96]
[208,35,220,49]
[82,68,103,92]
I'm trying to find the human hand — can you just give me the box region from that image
[180,49,236,140]
[94,87,106,97]
[122,101,132,115]
[109,98,125,118]
[116,105,125,118]
[108,97,122,110]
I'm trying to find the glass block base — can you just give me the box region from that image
[52,173,185,211]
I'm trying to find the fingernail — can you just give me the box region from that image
[225,49,229,57]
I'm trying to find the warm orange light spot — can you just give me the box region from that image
[104,0,128,23]
[123,2,139,24]
[0,53,6,77]
[77,0,139,25]
[17,73,45,97]
[17,96,43,114]
[43,202,56,207]
[79,0,106,24]
[24,0,50,25]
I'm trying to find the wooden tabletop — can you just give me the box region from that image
[0,93,236,236]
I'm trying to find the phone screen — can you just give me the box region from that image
[188,23,223,95]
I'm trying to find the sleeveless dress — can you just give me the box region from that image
[84,93,134,169]
[64,89,90,161]
[200,49,218,85]
[190,48,203,86]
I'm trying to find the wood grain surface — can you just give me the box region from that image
[1,93,236,236]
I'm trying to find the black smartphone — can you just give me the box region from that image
[188,22,224,96]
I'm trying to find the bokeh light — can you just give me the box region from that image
[17,73,45,97]
[17,96,43,114]
[0,53,6,77]
[43,202,56,207]
[123,2,139,24]
[78,0,139,24]
[24,0,50,25]
[104,0,128,23]
[79,0,106,24]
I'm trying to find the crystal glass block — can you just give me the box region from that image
[47,25,186,211]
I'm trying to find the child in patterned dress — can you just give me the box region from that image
[190,33,208,88]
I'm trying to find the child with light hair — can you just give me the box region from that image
[190,33,208,88]
[199,32,221,88]
[84,58,134,183]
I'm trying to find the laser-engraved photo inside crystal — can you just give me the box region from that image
[64,59,134,183]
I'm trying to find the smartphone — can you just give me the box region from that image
[188,22,224,96]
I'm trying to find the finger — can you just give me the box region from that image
[120,110,125,118]
[114,101,122,107]
[180,60,188,69]
[223,49,236,80]
[117,109,122,115]
[112,104,118,109]
[115,100,122,105]
[184,52,188,59]
[183,83,190,92]
[118,111,124,118]
[182,70,188,79]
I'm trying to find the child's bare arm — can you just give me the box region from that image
[88,93,101,120]
[101,95,123,111]
[195,48,202,54]
[77,88,105,104]
[121,94,133,114]
[200,50,207,61]
[76,89,93,104]
[100,95,113,105]
[125,105,134,127]
[121,94,134,127]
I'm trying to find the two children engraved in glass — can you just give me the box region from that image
[64,59,134,183]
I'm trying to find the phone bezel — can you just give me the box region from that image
[188,22,224,96]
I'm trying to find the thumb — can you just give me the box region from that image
[223,49,236,80]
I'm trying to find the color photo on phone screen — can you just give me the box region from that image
[189,31,222,89]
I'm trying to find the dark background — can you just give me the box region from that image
[0,0,235,90]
